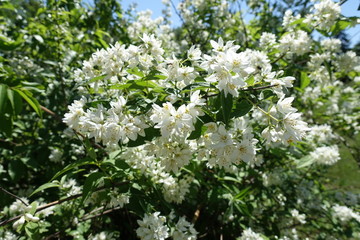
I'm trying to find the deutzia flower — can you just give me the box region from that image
[172,216,198,240]
[332,204,360,223]
[290,209,306,224]
[136,212,169,240]
[276,96,297,114]
[238,228,264,240]
[309,145,340,165]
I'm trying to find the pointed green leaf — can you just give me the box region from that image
[300,72,310,89]
[13,89,42,117]
[30,182,60,197]
[51,157,95,181]
[231,99,252,118]
[0,84,8,114]
[81,172,105,204]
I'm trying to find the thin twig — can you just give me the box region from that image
[0,138,20,147]
[81,206,121,222]
[0,181,129,227]
[40,105,63,122]
[271,53,287,64]
[44,231,61,240]
[0,186,29,206]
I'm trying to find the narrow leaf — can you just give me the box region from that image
[30,182,60,197]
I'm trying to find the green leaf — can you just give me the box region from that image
[0,84,8,114]
[127,127,160,147]
[127,68,144,78]
[13,88,42,117]
[234,187,252,200]
[245,76,255,86]
[84,138,97,159]
[187,119,204,140]
[8,159,26,182]
[51,157,95,181]
[29,202,38,215]
[218,91,233,125]
[87,74,107,84]
[30,182,60,197]
[0,1,15,10]
[0,114,12,136]
[0,34,23,51]
[220,176,242,184]
[187,113,212,140]
[300,72,310,89]
[296,156,314,168]
[330,20,351,36]
[110,83,132,90]
[7,89,22,115]
[135,80,159,88]
[81,172,105,203]
[231,99,252,118]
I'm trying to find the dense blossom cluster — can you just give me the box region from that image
[1,0,360,239]
[136,212,197,240]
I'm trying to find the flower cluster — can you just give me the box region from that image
[304,0,341,30]
[136,212,197,240]
[198,122,259,170]
[136,212,170,240]
[332,204,360,223]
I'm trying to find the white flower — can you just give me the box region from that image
[306,0,341,30]
[108,191,130,208]
[279,30,312,56]
[89,231,116,240]
[276,96,296,114]
[290,209,306,224]
[187,45,202,61]
[9,199,29,215]
[321,38,341,53]
[49,147,63,163]
[336,51,360,73]
[282,112,310,143]
[163,176,193,203]
[63,97,87,130]
[332,204,360,223]
[136,212,169,240]
[238,228,264,240]
[172,216,198,240]
[309,145,340,165]
[12,216,25,229]
[282,10,300,30]
[259,32,277,49]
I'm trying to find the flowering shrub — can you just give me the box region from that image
[0,0,360,239]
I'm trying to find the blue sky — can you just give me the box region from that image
[121,0,360,47]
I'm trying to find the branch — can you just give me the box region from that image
[271,53,287,64]
[0,138,20,147]
[81,206,121,222]
[192,204,202,224]
[0,186,28,206]
[0,181,129,227]
[40,105,63,122]
[241,84,279,91]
